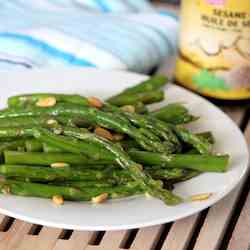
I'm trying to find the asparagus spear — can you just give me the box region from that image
[133,102,148,114]
[196,132,215,145]
[0,116,51,128]
[5,149,228,173]
[0,127,33,138]
[8,93,89,108]
[120,75,168,94]
[119,139,141,151]
[71,181,145,199]
[33,128,182,205]
[0,140,26,155]
[0,179,145,201]
[173,126,211,154]
[25,139,43,152]
[42,143,65,153]
[146,168,188,180]
[153,103,198,125]
[4,151,111,166]
[56,180,117,189]
[0,114,87,128]
[107,75,167,105]
[0,165,131,182]
[107,90,164,106]
[0,179,99,201]
[129,150,229,172]
[0,164,175,187]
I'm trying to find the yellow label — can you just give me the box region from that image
[175,0,250,100]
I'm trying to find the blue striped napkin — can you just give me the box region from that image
[0,0,178,73]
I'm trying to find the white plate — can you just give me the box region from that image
[0,68,248,231]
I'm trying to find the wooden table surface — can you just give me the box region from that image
[0,3,250,250]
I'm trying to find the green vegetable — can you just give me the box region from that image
[121,75,168,94]
[146,168,187,180]
[0,127,33,139]
[0,179,145,200]
[107,90,164,106]
[34,128,182,205]
[106,75,168,106]
[153,103,198,124]
[122,112,181,153]
[42,143,65,153]
[0,76,230,206]
[129,150,229,172]
[4,151,110,166]
[0,164,180,185]
[0,164,129,182]
[8,93,89,108]
[57,180,117,189]
[0,179,99,201]
[25,139,43,152]
[134,102,148,114]
[196,132,215,145]
[0,140,26,155]
[174,126,211,154]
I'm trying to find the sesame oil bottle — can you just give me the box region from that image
[175,0,250,100]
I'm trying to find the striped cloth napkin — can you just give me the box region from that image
[0,0,178,73]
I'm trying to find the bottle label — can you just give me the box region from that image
[207,0,225,6]
[175,0,250,100]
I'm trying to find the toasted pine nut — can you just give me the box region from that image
[190,193,213,202]
[52,195,64,205]
[51,162,70,168]
[36,97,57,107]
[47,119,58,126]
[113,134,124,141]
[137,164,143,171]
[2,186,10,195]
[92,193,108,204]
[88,97,103,108]
[53,127,63,135]
[121,105,135,113]
[94,127,113,140]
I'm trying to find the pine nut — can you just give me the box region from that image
[2,186,10,195]
[47,119,58,126]
[88,97,103,108]
[92,193,108,204]
[121,105,135,113]
[94,127,113,140]
[190,193,213,202]
[52,195,64,205]
[36,97,57,107]
[51,162,70,168]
